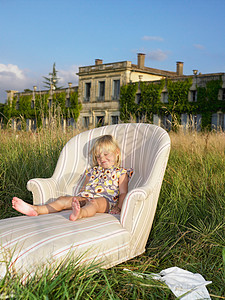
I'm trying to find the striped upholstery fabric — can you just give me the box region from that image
[0,123,170,278]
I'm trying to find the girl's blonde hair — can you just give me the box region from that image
[91,135,121,167]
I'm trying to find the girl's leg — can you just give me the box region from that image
[69,197,108,221]
[12,196,73,216]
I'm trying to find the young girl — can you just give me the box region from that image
[12,135,132,221]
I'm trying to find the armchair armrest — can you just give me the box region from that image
[27,177,60,205]
[120,185,153,233]
[121,147,170,232]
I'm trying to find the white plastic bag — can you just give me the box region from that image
[124,267,212,299]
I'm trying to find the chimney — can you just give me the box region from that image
[137,53,145,69]
[95,59,103,65]
[176,61,184,76]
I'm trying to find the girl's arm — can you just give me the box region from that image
[79,175,90,193]
[111,173,128,214]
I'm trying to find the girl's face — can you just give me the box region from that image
[96,148,118,169]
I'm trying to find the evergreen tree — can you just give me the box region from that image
[43,63,63,90]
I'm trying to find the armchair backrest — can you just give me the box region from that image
[52,123,170,201]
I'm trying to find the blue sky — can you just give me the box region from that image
[0,0,225,103]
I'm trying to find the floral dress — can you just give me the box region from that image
[77,166,133,210]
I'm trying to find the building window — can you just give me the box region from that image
[112,80,120,100]
[31,100,35,109]
[84,83,91,102]
[181,113,201,131]
[67,118,76,128]
[161,115,172,131]
[83,116,89,128]
[218,88,225,101]
[190,114,201,130]
[191,90,197,102]
[16,101,19,110]
[96,116,104,127]
[111,116,119,124]
[66,98,71,108]
[48,99,52,108]
[222,89,225,101]
[136,93,141,104]
[161,92,168,103]
[16,119,21,130]
[98,81,105,101]
[31,119,37,131]
[218,113,225,130]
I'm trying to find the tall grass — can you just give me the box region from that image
[0,127,224,299]
[0,128,76,218]
[148,130,225,297]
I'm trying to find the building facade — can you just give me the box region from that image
[4,53,225,131]
[76,53,185,128]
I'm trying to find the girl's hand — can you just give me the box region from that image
[110,206,121,215]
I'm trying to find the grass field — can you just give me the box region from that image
[0,127,224,299]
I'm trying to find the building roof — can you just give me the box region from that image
[77,60,179,77]
[131,63,177,77]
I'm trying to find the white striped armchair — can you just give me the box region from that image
[0,123,170,279]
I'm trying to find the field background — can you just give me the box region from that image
[0,127,224,299]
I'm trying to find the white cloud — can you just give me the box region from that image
[0,63,26,81]
[194,44,205,50]
[0,63,80,103]
[142,36,164,42]
[58,65,79,87]
[0,63,34,103]
[146,49,169,61]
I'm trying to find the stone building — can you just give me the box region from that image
[76,53,183,128]
[5,84,78,131]
[5,53,225,131]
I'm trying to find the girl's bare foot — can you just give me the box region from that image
[12,197,38,216]
[69,197,81,221]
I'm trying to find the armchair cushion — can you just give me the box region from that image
[0,211,131,280]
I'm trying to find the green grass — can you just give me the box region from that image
[0,128,224,299]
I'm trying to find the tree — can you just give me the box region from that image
[43,63,63,90]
